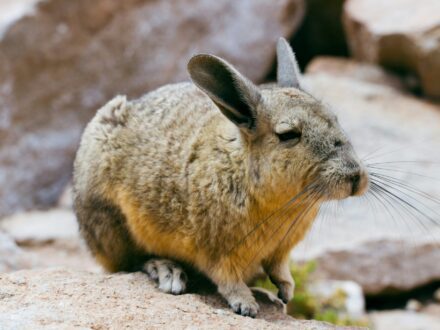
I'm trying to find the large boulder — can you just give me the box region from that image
[0,268,348,329]
[343,0,440,99]
[0,0,305,217]
[302,239,440,295]
[292,68,440,294]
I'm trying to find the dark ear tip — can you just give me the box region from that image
[188,54,220,74]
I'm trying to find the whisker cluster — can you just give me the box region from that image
[228,148,440,274]
[364,159,440,243]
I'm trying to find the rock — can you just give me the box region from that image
[1,209,78,244]
[405,299,423,312]
[0,0,305,218]
[0,0,41,38]
[422,303,440,318]
[370,310,440,330]
[0,209,100,272]
[20,239,101,273]
[0,268,349,329]
[302,239,440,295]
[291,71,440,294]
[343,0,440,99]
[435,288,440,302]
[306,57,406,91]
[57,183,73,209]
[0,230,35,272]
[308,280,366,320]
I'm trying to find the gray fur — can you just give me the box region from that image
[277,37,302,89]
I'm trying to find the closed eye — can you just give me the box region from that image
[276,130,301,142]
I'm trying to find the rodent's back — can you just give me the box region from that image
[74,82,218,200]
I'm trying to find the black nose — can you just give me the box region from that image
[350,173,361,195]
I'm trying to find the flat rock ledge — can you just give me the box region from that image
[0,268,360,330]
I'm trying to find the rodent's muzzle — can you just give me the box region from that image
[348,168,369,196]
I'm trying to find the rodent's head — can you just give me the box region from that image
[188,38,369,202]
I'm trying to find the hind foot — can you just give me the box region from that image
[217,282,260,317]
[143,258,187,295]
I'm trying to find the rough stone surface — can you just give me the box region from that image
[306,56,406,91]
[343,0,440,98]
[0,0,305,218]
[0,268,352,330]
[292,71,440,294]
[370,310,440,330]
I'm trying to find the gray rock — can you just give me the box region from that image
[292,72,440,294]
[302,239,440,295]
[56,183,73,209]
[0,209,100,273]
[343,0,440,99]
[1,209,78,244]
[0,268,351,329]
[306,56,406,91]
[0,0,305,217]
[0,230,35,272]
[370,310,440,330]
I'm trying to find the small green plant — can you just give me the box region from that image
[254,261,370,327]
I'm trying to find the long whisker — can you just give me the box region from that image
[370,180,440,234]
[367,165,440,182]
[361,145,389,162]
[362,138,436,163]
[367,160,440,166]
[368,183,419,234]
[370,180,437,232]
[370,173,440,208]
[373,183,437,242]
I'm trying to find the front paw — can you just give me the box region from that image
[143,258,187,295]
[276,281,294,304]
[229,296,260,318]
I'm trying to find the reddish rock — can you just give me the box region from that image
[0,0,305,217]
[293,71,440,294]
[343,0,440,99]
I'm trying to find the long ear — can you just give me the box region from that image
[276,37,302,89]
[188,54,261,131]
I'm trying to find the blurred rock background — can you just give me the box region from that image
[0,0,439,329]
